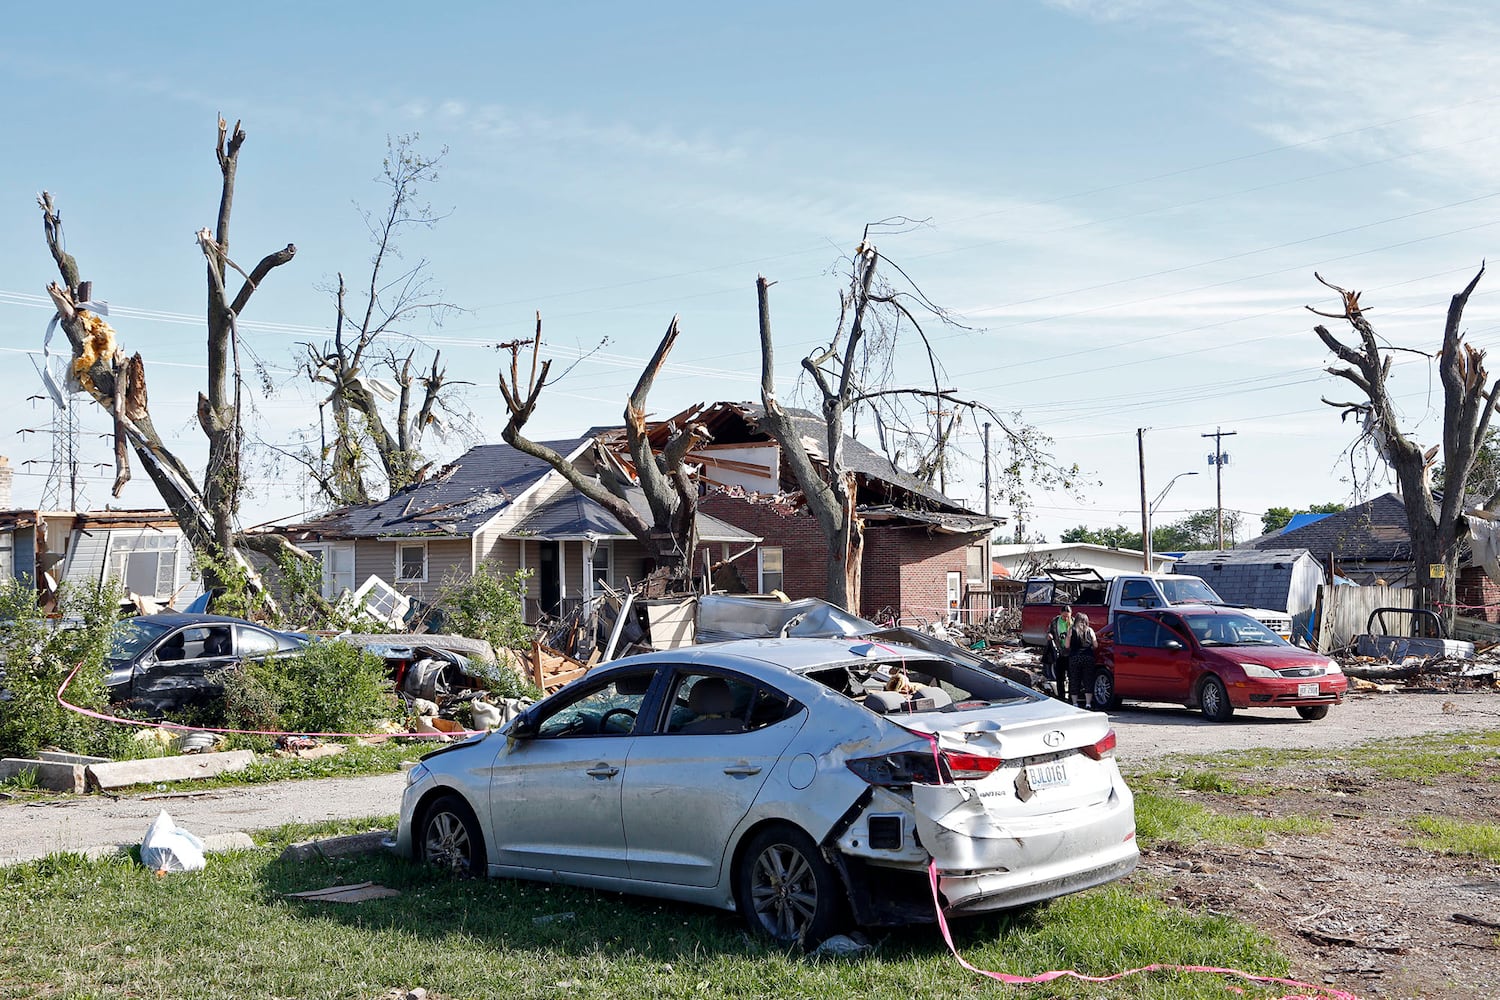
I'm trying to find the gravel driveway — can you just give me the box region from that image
[2,690,1496,865]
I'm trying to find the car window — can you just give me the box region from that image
[111,619,172,660]
[1160,577,1219,604]
[1023,580,1053,604]
[535,670,655,738]
[1116,615,1158,647]
[663,672,794,735]
[1185,613,1283,646]
[1120,580,1159,607]
[237,626,280,657]
[176,626,233,659]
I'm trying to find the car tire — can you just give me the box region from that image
[418,794,487,877]
[1198,676,1233,722]
[735,824,845,946]
[1296,705,1330,721]
[1090,668,1119,711]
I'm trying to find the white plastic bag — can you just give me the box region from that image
[140,809,206,872]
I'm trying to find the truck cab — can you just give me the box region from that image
[1020,569,1293,645]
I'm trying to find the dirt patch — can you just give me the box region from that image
[1140,748,1500,999]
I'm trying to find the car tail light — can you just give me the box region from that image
[846,749,1004,786]
[1081,730,1117,761]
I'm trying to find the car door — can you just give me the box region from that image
[621,669,806,886]
[489,667,658,878]
[133,624,237,712]
[1114,613,1196,701]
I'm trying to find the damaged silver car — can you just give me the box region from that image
[395,636,1137,942]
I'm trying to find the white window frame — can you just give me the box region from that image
[396,541,428,583]
[105,530,180,598]
[590,540,613,594]
[966,541,987,585]
[302,541,356,600]
[758,546,784,594]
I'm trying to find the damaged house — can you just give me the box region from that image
[0,508,204,610]
[606,402,1002,623]
[276,438,758,622]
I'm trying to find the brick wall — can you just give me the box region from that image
[1456,566,1500,623]
[702,492,989,619]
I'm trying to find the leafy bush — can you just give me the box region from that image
[0,578,122,759]
[433,563,533,654]
[222,640,399,736]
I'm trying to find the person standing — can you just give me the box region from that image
[1045,605,1073,701]
[1067,612,1099,709]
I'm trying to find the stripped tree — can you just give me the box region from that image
[297,135,470,507]
[497,316,709,589]
[756,225,1076,612]
[39,117,301,590]
[1313,266,1497,625]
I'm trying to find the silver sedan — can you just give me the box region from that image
[394,636,1137,943]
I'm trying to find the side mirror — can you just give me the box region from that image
[509,715,539,740]
[1163,639,1184,651]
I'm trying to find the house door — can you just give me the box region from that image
[946,571,962,621]
[538,541,561,616]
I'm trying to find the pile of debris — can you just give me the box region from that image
[1328,606,1500,692]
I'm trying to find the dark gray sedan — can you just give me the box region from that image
[106,613,308,714]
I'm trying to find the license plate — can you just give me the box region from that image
[1297,682,1320,698]
[1024,761,1069,790]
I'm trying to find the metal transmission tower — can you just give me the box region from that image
[1202,426,1237,550]
[26,355,87,511]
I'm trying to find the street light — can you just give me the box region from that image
[1145,471,1198,570]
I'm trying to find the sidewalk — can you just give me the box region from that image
[0,771,406,865]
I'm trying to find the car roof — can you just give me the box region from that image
[1132,604,1257,619]
[127,613,278,629]
[614,636,928,675]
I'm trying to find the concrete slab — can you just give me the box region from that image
[86,750,255,791]
[0,758,86,793]
[279,830,393,863]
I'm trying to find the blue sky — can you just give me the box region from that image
[3,1,1499,544]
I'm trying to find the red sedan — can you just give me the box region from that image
[1093,606,1347,722]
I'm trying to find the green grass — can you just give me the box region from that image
[1134,791,1329,847]
[1407,815,1500,861]
[0,825,1300,1000]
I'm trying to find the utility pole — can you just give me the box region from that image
[1202,426,1237,549]
[1137,428,1150,571]
[982,422,991,517]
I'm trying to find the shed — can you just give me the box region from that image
[1172,548,1325,642]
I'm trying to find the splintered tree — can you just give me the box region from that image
[39,117,297,587]
[1314,266,1497,622]
[498,316,709,588]
[298,135,469,507]
[756,226,1074,612]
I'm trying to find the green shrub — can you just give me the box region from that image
[433,563,533,654]
[224,641,399,736]
[0,578,122,759]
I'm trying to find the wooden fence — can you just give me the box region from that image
[1313,584,1414,652]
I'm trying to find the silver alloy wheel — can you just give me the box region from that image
[424,807,475,874]
[1199,676,1232,722]
[748,842,819,940]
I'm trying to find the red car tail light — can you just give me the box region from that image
[847,749,1005,786]
[1081,730,1117,761]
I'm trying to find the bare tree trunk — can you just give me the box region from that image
[1315,267,1496,630]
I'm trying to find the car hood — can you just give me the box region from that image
[1207,646,1330,669]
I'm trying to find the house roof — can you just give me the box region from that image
[285,439,590,539]
[1249,493,1411,564]
[507,488,759,543]
[1281,512,1333,534]
[1175,547,1318,567]
[603,401,1001,527]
